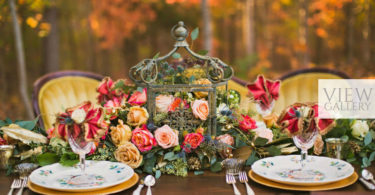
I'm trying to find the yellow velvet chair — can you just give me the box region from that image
[274,68,350,114]
[228,68,349,115]
[32,71,104,130]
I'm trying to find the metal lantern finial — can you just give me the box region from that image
[129,21,234,135]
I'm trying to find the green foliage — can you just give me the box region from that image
[246,151,259,166]
[364,133,372,146]
[15,117,39,130]
[266,145,281,156]
[210,161,222,172]
[254,137,269,147]
[36,152,59,166]
[153,52,160,59]
[60,152,79,166]
[191,27,199,41]
[172,52,181,59]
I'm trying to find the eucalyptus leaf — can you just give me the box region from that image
[341,135,349,143]
[245,151,258,166]
[364,132,372,146]
[16,117,39,130]
[155,170,161,179]
[172,52,181,59]
[191,27,199,41]
[164,151,175,161]
[143,156,156,174]
[136,87,144,93]
[5,118,12,124]
[0,120,6,127]
[194,171,204,175]
[369,151,375,162]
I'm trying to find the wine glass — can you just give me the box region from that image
[288,127,319,180]
[255,100,275,117]
[67,127,95,187]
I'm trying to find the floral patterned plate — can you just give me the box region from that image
[251,155,354,186]
[29,161,134,192]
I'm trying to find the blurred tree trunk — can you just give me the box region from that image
[363,0,371,68]
[299,0,309,67]
[242,0,255,55]
[201,0,213,55]
[345,1,354,66]
[9,0,34,119]
[44,1,60,73]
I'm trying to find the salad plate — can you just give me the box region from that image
[29,161,134,192]
[251,155,354,186]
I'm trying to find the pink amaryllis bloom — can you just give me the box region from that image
[239,115,257,133]
[247,75,280,109]
[131,125,157,152]
[128,88,147,106]
[182,133,205,153]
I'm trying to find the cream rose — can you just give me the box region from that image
[127,106,149,126]
[156,95,174,113]
[252,127,273,143]
[110,119,132,146]
[114,142,143,169]
[351,120,369,140]
[191,100,209,121]
[154,125,179,149]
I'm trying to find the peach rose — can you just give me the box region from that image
[154,125,179,149]
[127,106,149,127]
[216,134,234,146]
[313,134,324,155]
[193,79,211,98]
[252,127,273,143]
[114,142,143,169]
[155,95,174,113]
[128,88,147,106]
[191,100,209,121]
[110,119,132,146]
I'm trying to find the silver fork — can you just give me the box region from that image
[239,171,255,195]
[226,174,241,195]
[16,177,28,195]
[8,179,22,195]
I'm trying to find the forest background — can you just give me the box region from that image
[0,0,374,120]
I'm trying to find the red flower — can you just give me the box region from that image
[0,137,7,145]
[131,125,157,152]
[97,77,130,106]
[182,133,205,153]
[239,115,257,133]
[128,88,147,106]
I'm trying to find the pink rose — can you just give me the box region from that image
[155,95,174,113]
[182,133,205,153]
[252,127,273,143]
[154,125,179,149]
[191,100,209,121]
[128,88,147,106]
[131,126,157,152]
[97,77,114,96]
[239,115,257,133]
[216,134,234,146]
[103,96,126,120]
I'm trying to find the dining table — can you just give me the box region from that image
[0,165,374,195]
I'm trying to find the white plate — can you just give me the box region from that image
[251,155,354,186]
[29,161,134,192]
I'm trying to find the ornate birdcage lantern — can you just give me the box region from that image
[129,21,233,135]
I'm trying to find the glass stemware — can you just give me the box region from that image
[293,127,318,168]
[67,128,95,187]
[287,127,319,181]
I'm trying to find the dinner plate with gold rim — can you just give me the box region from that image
[249,170,358,191]
[29,161,134,192]
[28,172,139,195]
[251,155,354,186]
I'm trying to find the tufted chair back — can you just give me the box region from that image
[32,71,103,130]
